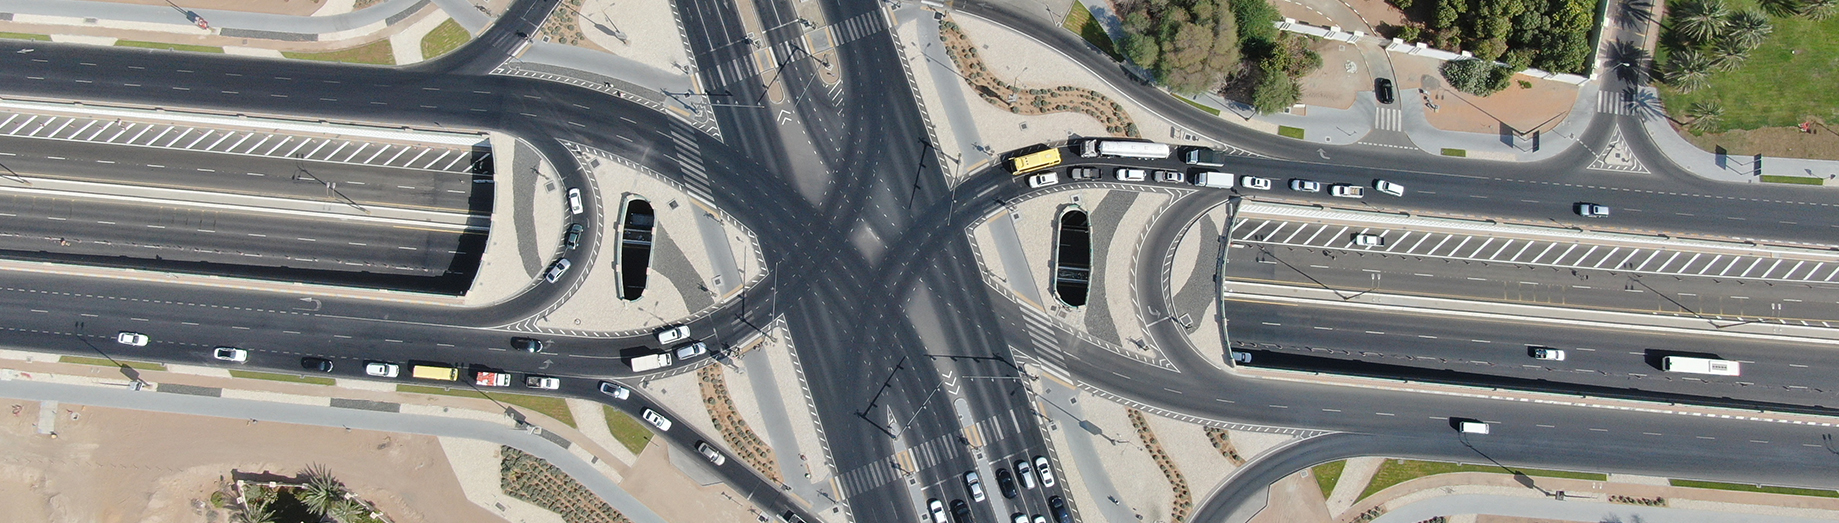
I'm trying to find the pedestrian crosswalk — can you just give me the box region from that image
[828,11,889,47]
[1597,90,1633,115]
[668,120,712,200]
[1373,107,1402,131]
[1018,307,1066,368]
[701,11,889,90]
[832,414,1006,500]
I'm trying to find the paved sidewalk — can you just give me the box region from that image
[0,0,443,37]
[1633,87,1839,183]
[1036,371,1141,523]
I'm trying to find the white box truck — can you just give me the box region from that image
[1662,356,1740,376]
[1079,139,1171,159]
[1193,172,1235,189]
[629,352,674,372]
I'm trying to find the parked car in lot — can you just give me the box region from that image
[543,258,572,283]
[1153,170,1185,183]
[567,187,584,215]
[641,408,673,431]
[1289,179,1321,192]
[1028,172,1060,188]
[1067,166,1100,180]
[116,331,149,347]
[212,346,247,362]
[1353,233,1386,247]
[1115,168,1147,181]
[696,441,727,465]
[366,362,400,378]
[1529,346,1567,361]
[656,325,692,344]
[1374,179,1405,196]
[1240,176,1272,190]
[1575,202,1611,217]
[599,381,631,399]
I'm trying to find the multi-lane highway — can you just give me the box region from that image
[0,0,1837,523]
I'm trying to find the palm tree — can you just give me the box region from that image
[1619,0,1661,28]
[1759,0,1806,16]
[297,464,348,518]
[1708,41,1750,71]
[1664,49,1714,92]
[1672,0,1732,44]
[1624,86,1669,121]
[1686,100,1725,132]
[1803,0,1839,19]
[1724,10,1773,50]
[327,499,365,522]
[1606,40,1654,85]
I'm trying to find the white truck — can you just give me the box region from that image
[474,371,512,387]
[1192,172,1234,189]
[1078,139,1171,159]
[1662,356,1741,376]
[629,352,674,372]
[1329,184,1366,198]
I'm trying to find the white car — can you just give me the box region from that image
[1575,202,1611,218]
[1153,170,1185,183]
[1239,176,1272,190]
[964,471,986,502]
[641,408,673,431]
[674,341,708,360]
[212,346,247,362]
[599,381,631,400]
[543,258,572,283]
[656,325,691,345]
[116,331,149,347]
[1027,172,1060,188]
[365,362,400,378]
[1353,233,1385,247]
[1374,179,1405,196]
[1014,460,1037,489]
[1457,419,1490,434]
[697,441,727,465]
[1529,347,1567,361]
[525,375,561,390]
[567,188,584,215]
[928,499,949,523]
[1289,179,1321,192]
[1033,456,1056,488]
[1114,168,1147,182]
[1013,514,1029,523]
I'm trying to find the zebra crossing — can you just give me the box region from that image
[701,11,889,90]
[828,11,889,47]
[668,120,712,200]
[0,111,490,174]
[1017,306,1066,368]
[1597,90,1633,115]
[1373,107,1402,131]
[833,414,1002,500]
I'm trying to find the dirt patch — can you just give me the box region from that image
[1680,122,1839,163]
[696,365,781,483]
[1296,38,1365,110]
[940,17,1140,137]
[1128,409,1194,522]
[501,446,633,523]
[1388,52,1578,134]
[92,0,328,16]
[0,401,497,523]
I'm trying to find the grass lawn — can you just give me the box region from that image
[1062,2,1122,60]
[1441,148,1466,157]
[1658,0,1839,131]
[396,385,577,428]
[1671,479,1839,498]
[0,32,50,41]
[116,40,224,53]
[1312,460,1347,499]
[420,19,470,59]
[60,355,165,371]
[1762,174,1823,185]
[229,370,335,386]
[284,40,395,66]
[603,405,654,455]
[1278,126,1306,139]
[1176,94,1223,116]
[1359,459,1607,501]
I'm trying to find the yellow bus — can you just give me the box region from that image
[410,364,459,381]
[1009,148,1062,174]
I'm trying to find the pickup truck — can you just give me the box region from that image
[1329,184,1366,198]
[474,371,512,387]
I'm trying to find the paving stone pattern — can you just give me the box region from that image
[1128,408,1194,522]
[697,365,782,483]
[1082,191,1138,344]
[1170,219,1221,334]
[649,227,713,313]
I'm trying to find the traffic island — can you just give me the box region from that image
[697,365,783,483]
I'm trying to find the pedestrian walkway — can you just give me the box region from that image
[1375,494,1838,523]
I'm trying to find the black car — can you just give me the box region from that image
[564,223,584,249]
[301,357,334,372]
[1375,77,1396,105]
[512,337,548,353]
[1049,496,1071,523]
[950,499,974,523]
[994,468,1018,499]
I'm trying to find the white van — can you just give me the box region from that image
[1457,420,1490,434]
[1662,356,1741,376]
[1193,172,1235,189]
